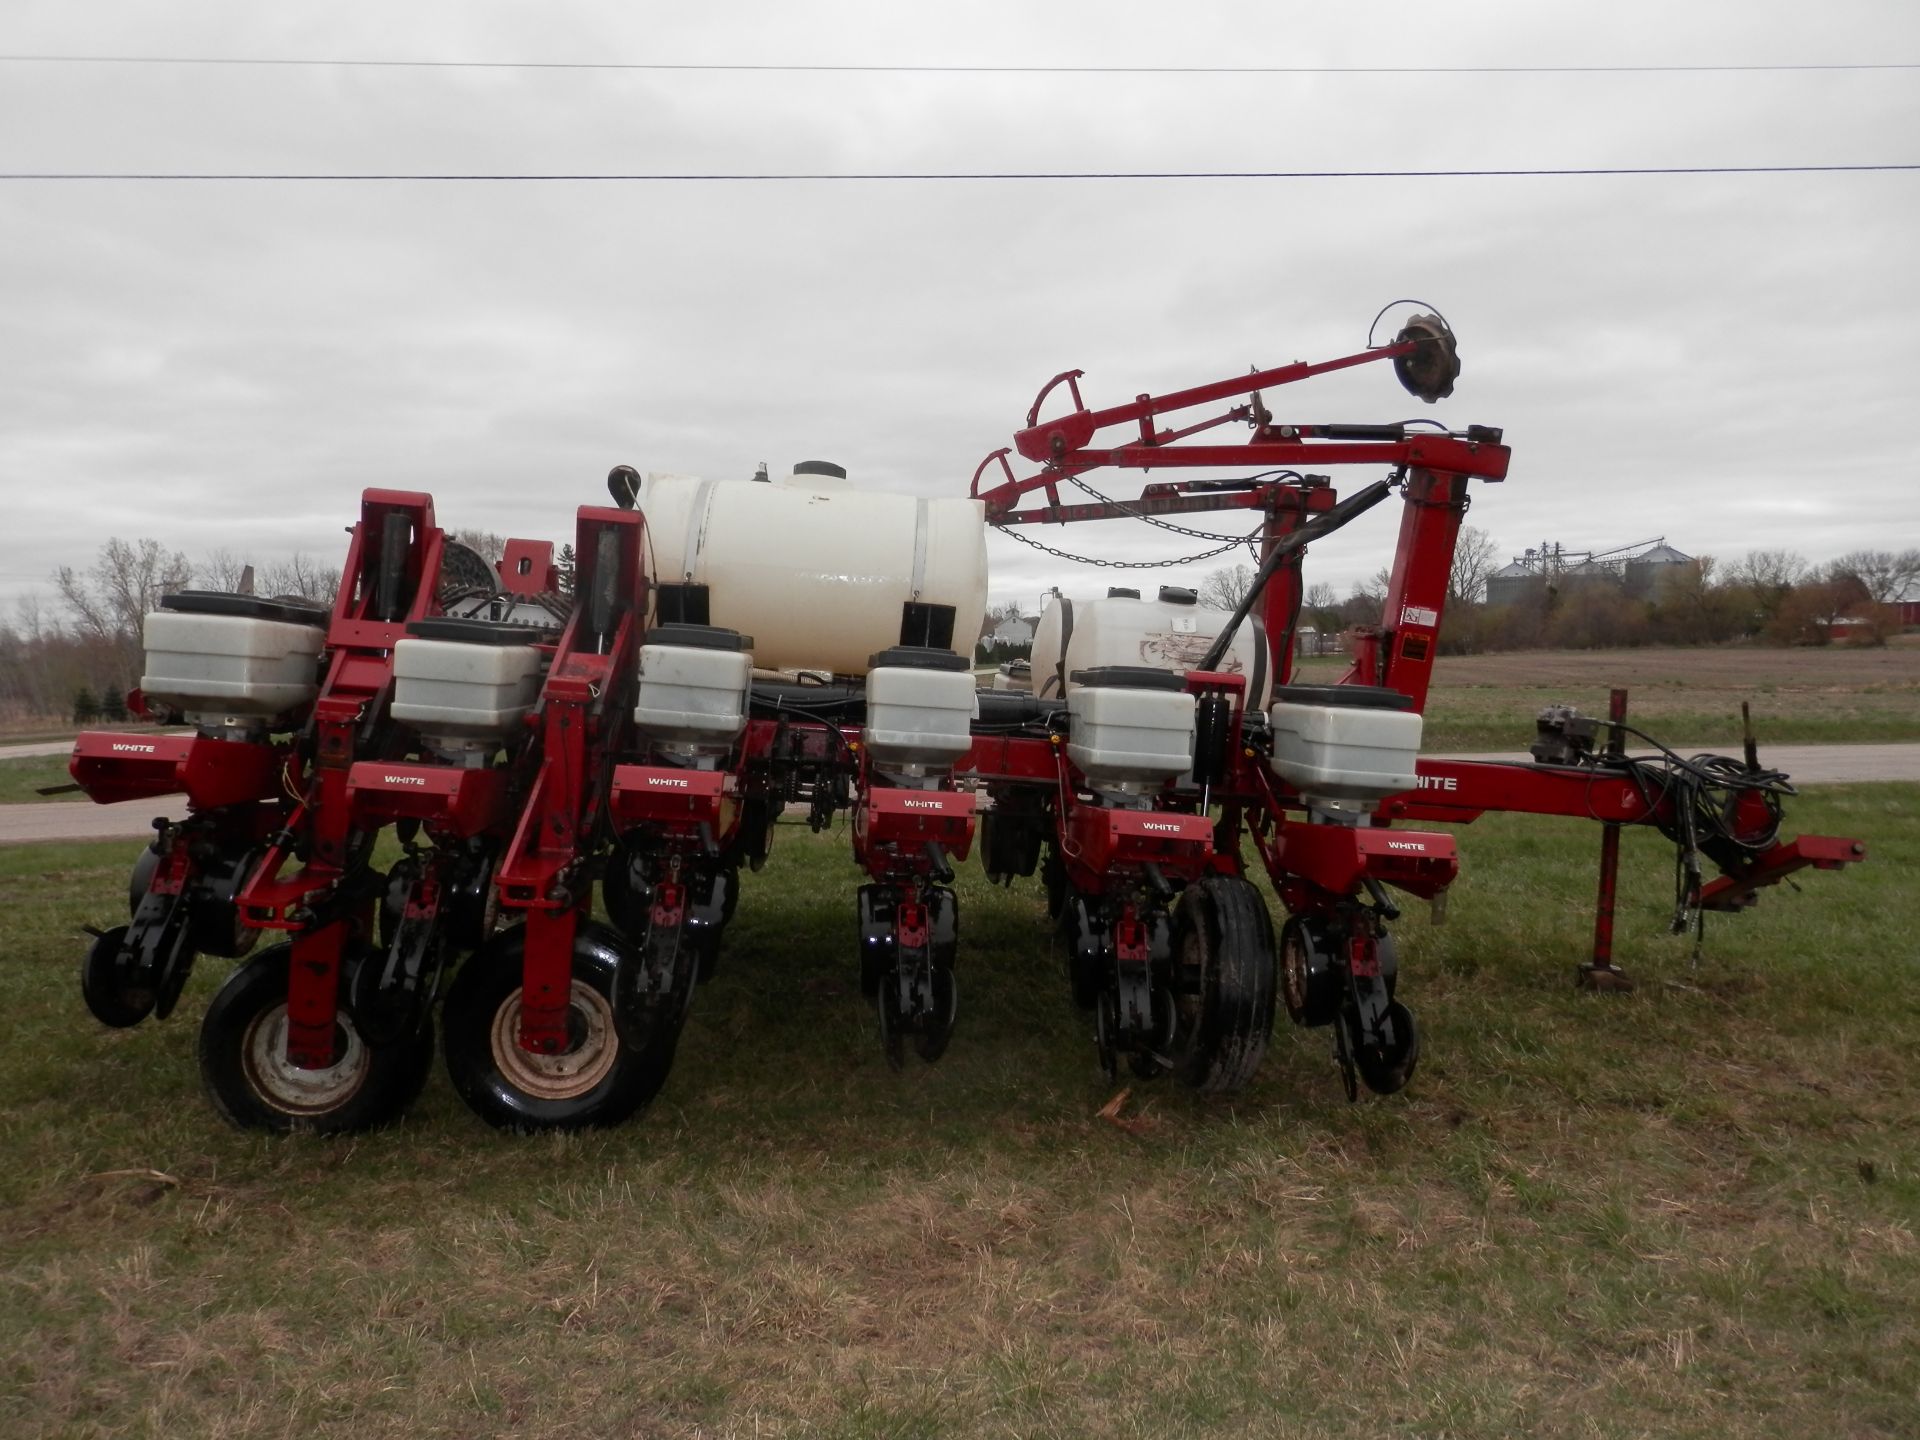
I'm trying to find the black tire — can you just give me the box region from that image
[127,847,160,918]
[198,943,435,1134]
[913,966,957,1064]
[442,919,671,1132]
[1064,900,1100,1013]
[1171,876,1278,1094]
[600,851,647,941]
[1042,847,1069,924]
[186,845,262,960]
[81,925,151,1028]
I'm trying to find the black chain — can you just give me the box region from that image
[1063,473,1271,545]
[990,471,1276,567]
[992,522,1251,569]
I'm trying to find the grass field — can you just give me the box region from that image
[0,753,83,805]
[1293,645,1920,754]
[2,786,1915,1438]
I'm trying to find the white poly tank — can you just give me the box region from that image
[141,597,327,720]
[1268,686,1424,808]
[1065,669,1197,794]
[863,647,979,778]
[1029,586,1275,707]
[632,625,754,758]
[391,620,547,749]
[636,466,988,677]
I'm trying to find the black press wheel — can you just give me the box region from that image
[1170,876,1278,1095]
[198,942,435,1134]
[1347,999,1421,1096]
[442,919,671,1132]
[81,925,151,1028]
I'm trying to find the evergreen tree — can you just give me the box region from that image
[72,686,99,723]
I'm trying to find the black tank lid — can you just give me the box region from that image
[646,623,753,652]
[1158,585,1198,606]
[869,645,970,672]
[1107,586,1142,599]
[1070,665,1187,692]
[793,460,847,480]
[161,590,329,626]
[1273,684,1412,711]
[405,617,554,645]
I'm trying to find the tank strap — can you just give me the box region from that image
[681,479,718,583]
[1041,598,1074,698]
[910,498,930,601]
[1249,611,1269,707]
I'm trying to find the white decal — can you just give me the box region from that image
[110,742,157,753]
[1142,821,1182,834]
[903,798,945,810]
[1386,840,1426,852]
[647,776,692,789]
[383,774,427,786]
[1400,605,1440,628]
[1416,774,1458,792]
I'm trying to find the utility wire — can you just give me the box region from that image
[3,165,1915,182]
[3,55,1917,75]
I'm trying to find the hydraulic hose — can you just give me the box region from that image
[1196,476,1396,673]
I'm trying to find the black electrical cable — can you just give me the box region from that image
[4,165,1917,183]
[6,55,1917,76]
[1584,720,1796,944]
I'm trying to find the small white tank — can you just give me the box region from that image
[1268,685,1423,811]
[636,465,988,677]
[1030,586,1274,707]
[991,658,1032,693]
[862,647,978,780]
[391,619,548,757]
[632,625,753,759]
[140,593,328,722]
[1065,667,1197,796]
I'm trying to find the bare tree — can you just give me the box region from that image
[1344,568,1390,618]
[261,553,341,604]
[1830,549,1920,605]
[1725,549,1809,625]
[199,547,254,592]
[55,537,193,662]
[1448,525,1498,605]
[1304,581,1342,624]
[1197,563,1254,611]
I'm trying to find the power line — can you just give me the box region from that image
[3,54,1917,76]
[2,165,1915,183]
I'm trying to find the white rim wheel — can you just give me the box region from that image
[488,980,619,1101]
[240,1005,371,1117]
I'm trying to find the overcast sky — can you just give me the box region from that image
[2,1,1916,623]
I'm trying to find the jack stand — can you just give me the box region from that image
[1578,687,1635,994]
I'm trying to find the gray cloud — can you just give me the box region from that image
[1,0,1915,620]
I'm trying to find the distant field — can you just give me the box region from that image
[2,788,1914,1438]
[1294,645,1920,754]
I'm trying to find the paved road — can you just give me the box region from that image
[3,742,1914,847]
[0,740,86,760]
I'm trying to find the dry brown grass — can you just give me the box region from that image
[2,788,1916,1438]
